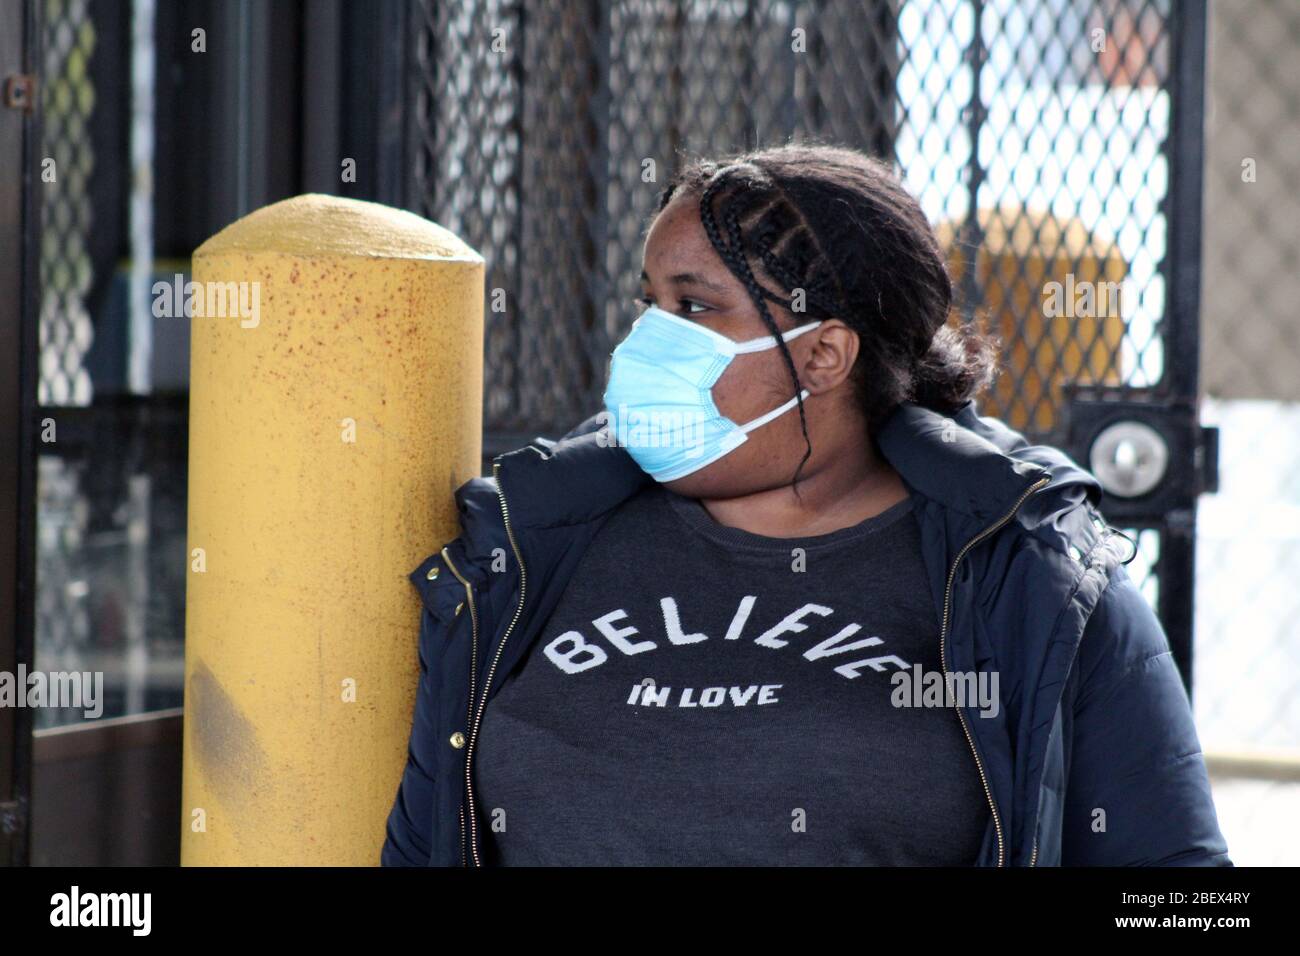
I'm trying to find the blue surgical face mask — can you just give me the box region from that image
[601,305,823,482]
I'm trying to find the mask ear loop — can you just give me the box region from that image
[731,319,824,354]
[640,304,823,357]
[730,319,821,441]
[737,388,813,433]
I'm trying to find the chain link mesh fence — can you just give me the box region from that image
[35,0,99,729]
[34,0,188,729]
[410,0,1176,446]
[39,0,96,408]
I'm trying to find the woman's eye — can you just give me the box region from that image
[632,296,710,316]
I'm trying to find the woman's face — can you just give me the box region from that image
[631,193,855,499]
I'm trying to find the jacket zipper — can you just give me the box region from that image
[939,473,1051,868]
[461,460,528,867]
[440,545,478,868]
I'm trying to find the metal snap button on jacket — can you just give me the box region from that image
[449,732,466,749]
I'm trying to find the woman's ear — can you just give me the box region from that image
[801,320,859,395]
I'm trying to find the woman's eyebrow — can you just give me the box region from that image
[640,269,730,294]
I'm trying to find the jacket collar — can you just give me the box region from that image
[490,401,1100,531]
[876,401,1100,524]
[491,420,651,530]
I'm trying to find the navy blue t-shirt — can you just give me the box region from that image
[473,482,990,865]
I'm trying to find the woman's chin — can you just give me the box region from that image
[657,458,761,500]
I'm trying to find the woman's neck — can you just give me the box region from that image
[694,445,908,540]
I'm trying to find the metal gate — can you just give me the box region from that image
[2,0,1232,866]
[393,0,1212,688]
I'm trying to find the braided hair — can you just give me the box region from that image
[655,142,999,488]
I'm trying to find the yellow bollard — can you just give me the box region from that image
[181,194,484,865]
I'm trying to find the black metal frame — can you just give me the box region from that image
[1157,0,1209,695]
[0,0,41,867]
[1061,0,1211,694]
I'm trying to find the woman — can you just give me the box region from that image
[381,143,1230,867]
